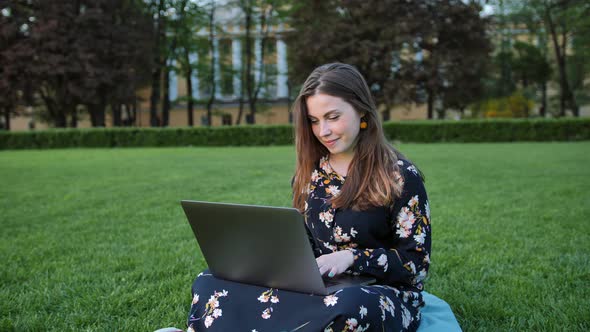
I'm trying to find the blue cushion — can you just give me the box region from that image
[417,292,462,332]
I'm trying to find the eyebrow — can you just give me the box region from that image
[307,110,340,119]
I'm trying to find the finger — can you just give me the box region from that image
[316,256,326,266]
[327,267,338,278]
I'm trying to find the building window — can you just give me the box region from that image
[219,38,234,96]
[222,114,232,125]
[196,37,212,99]
[263,37,277,99]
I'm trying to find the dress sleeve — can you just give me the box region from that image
[304,219,321,258]
[348,165,431,290]
[292,175,321,258]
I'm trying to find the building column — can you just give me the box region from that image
[213,31,222,99]
[276,28,288,99]
[254,36,265,97]
[189,52,200,100]
[232,26,242,99]
[169,59,178,102]
[415,49,423,63]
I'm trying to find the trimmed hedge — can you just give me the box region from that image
[382,118,590,143]
[1,118,589,150]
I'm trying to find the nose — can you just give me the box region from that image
[319,121,331,137]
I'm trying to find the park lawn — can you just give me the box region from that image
[0,142,589,331]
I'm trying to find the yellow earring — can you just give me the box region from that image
[360,121,368,129]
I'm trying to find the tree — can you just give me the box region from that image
[417,0,492,119]
[288,0,424,116]
[496,0,589,117]
[542,0,581,116]
[0,1,34,130]
[204,0,217,126]
[234,0,288,124]
[512,41,551,116]
[236,0,256,124]
[288,0,491,119]
[2,0,152,129]
[147,0,170,127]
[26,0,85,128]
[170,0,205,127]
[76,0,153,127]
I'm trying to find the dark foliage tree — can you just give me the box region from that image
[512,40,552,116]
[147,0,169,127]
[0,1,34,130]
[205,0,217,127]
[287,0,418,116]
[150,0,208,127]
[235,0,288,124]
[26,0,84,128]
[287,0,491,119]
[543,0,581,117]
[1,0,152,128]
[171,0,205,127]
[498,0,589,117]
[417,0,492,119]
[76,0,153,127]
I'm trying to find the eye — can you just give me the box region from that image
[308,118,318,124]
[328,115,339,121]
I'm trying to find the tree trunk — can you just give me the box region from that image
[89,91,107,127]
[540,81,547,117]
[381,100,391,122]
[287,80,293,123]
[55,110,67,128]
[122,103,135,126]
[250,7,272,125]
[244,1,255,124]
[250,5,272,125]
[236,52,246,125]
[131,100,137,126]
[149,61,162,126]
[184,49,194,127]
[112,104,122,126]
[206,2,216,127]
[545,3,578,117]
[89,104,99,127]
[98,93,106,127]
[149,0,165,127]
[237,98,245,125]
[89,106,97,127]
[3,109,10,131]
[436,107,446,120]
[162,62,170,127]
[426,89,434,119]
[70,108,78,128]
[236,33,248,126]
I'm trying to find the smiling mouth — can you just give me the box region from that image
[323,139,339,146]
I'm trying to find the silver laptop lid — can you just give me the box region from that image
[181,200,330,294]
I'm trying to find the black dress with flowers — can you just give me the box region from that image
[186,156,431,332]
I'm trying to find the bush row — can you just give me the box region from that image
[1,119,589,149]
[382,118,590,143]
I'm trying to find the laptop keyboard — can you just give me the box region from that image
[323,279,340,287]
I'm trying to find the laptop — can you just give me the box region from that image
[181,200,376,295]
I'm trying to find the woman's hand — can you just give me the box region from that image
[316,250,354,278]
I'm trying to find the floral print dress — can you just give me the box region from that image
[187,156,431,332]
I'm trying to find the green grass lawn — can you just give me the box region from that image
[1,142,589,331]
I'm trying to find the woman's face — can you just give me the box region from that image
[306,93,364,158]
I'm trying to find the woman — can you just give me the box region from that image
[187,63,431,332]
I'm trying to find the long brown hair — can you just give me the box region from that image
[292,63,407,212]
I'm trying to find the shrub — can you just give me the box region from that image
[0,119,588,150]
